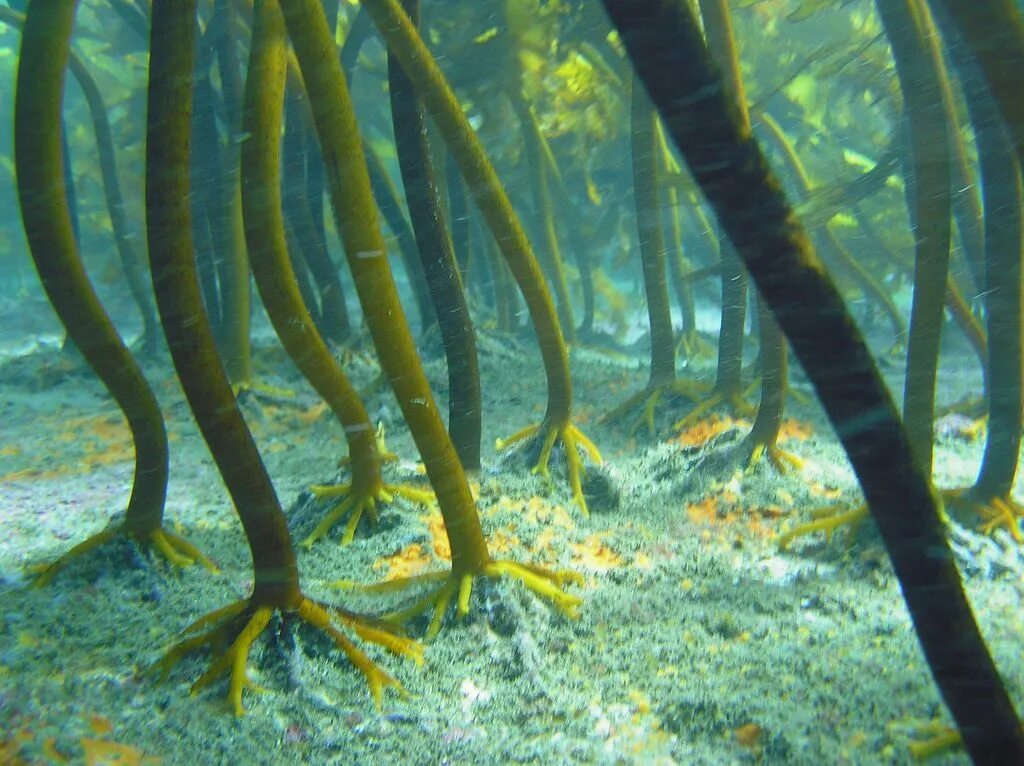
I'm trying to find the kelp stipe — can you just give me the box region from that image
[600,0,1024,761]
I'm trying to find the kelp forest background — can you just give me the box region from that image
[0,0,1022,764]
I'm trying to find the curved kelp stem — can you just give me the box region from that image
[327,0,435,339]
[745,300,799,472]
[297,2,368,291]
[0,6,160,356]
[287,34,435,345]
[241,0,433,546]
[301,0,349,252]
[14,0,209,584]
[361,0,601,515]
[67,55,161,356]
[944,96,986,298]
[937,10,1024,538]
[924,0,1023,169]
[388,0,482,472]
[963,105,1024,535]
[600,0,1024,761]
[280,0,582,639]
[146,0,419,713]
[879,0,952,479]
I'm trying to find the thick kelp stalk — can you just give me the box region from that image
[0,6,160,356]
[145,0,417,713]
[878,0,952,478]
[301,0,365,273]
[14,0,207,581]
[388,0,482,471]
[600,1,1024,761]
[362,0,600,514]
[149,0,299,614]
[971,107,1024,503]
[934,6,1024,528]
[280,0,582,638]
[366,146,438,337]
[333,1,439,337]
[925,0,1023,170]
[279,1,495,564]
[945,99,986,297]
[242,0,434,546]
[301,0,338,247]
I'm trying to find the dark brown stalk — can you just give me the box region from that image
[601,1,1024,760]
[878,0,953,478]
[147,0,299,606]
[925,0,1023,170]
[388,0,482,471]
[934,11,1024,501]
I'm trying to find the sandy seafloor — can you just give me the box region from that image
[1,296,1022,766]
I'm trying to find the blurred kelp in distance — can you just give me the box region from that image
[1,0,1022,762]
